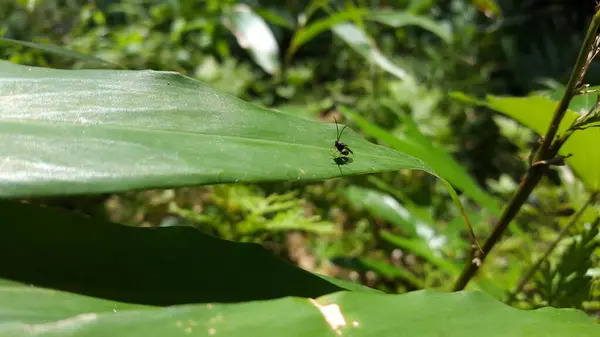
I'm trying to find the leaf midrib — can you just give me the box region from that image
[0,118,416,162]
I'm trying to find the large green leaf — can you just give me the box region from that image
[0,60,430,198]
[1,283,598,336]
[222,4,281,75]
[331,23,411,81]
[453,93,600,190]
[0,200,346,305]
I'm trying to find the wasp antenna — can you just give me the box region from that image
[339,124,348,139]
[333,116,340,140]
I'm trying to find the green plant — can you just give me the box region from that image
[1,48,598,336]
[452,9,600,295]
[533,218,599,309]
[2,0,600,334]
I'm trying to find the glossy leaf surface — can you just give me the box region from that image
[1,283,598,336]
[453,92,600,190]
[0,61,430,198]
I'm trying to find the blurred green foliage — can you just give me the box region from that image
[534,222,598,309]
[1,0,598,315]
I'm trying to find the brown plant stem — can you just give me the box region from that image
[452,10,600,291]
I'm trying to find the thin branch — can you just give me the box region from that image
[569,124,600,132]
[452,10,600,291]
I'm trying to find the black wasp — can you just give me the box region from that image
[333,116,353,158]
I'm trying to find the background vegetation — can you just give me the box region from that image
[1,0,599,334]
